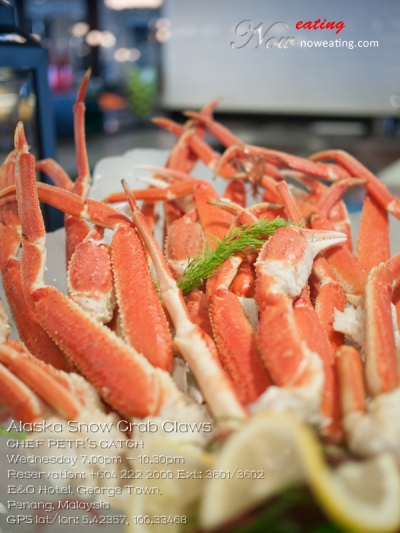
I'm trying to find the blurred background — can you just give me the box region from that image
[0,0,399,228]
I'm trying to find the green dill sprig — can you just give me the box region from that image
[0,427,27,439]
[177,217,291,295]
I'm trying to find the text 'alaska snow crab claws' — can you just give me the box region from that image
[2,84,400,531]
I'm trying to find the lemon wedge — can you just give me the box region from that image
[126,440,213,533]
[309,453,400,533]
[200,412,400,533]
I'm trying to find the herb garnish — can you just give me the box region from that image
[177,217,291,295]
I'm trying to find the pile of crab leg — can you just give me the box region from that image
[1,94,400,477]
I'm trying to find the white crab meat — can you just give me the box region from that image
[343,388,400,463]
[334,304,366,351]
[0,299,11,343]
[249,344,324,427]
[334,303,400,374]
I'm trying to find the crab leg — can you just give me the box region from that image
[292,286,341,439]
[0,361,46,423]
[310,149,400,218]
[35,71,93,262]
[35,159,73,191]
[67,226,116,324]
[207,257,272,405]
[184,113,294,182]
[0,151,20,231]
[153,99,218,173]
[0,335,133,483]
[24,152,117,324]
[275,181,306,224]
[0,179,136,235]
[1,258,74,371]
[336,346,366,417]
[311,214,368,303]
[190,99,220,138]
[261,174,288,205]
[254,226,346,427]
[67,69,93,261]
[0,220,20,271]
[0,340,81,420]
[209,199,281,227]
[314,178,366,251]
[133,118,199,242]
[152,116,184,138]
[335,261,400,458]
[153,117,238,177]
[0,152,19,250]
[0,334,130,478]
[255,225,346,384]
[334,254,400,462]
[158,120,215,237]
[63,198,172,367]
[223,179,246,207]
[316,178,365,219]
[103,179,197,204]
[72,70,92,198]
[229,258,256,298]
[287,172,345,220]
[273,182,347,355]
[0,309,75,422]
[190,131,240,177]
[0,221,73,372]
[166,128,199,174]
[185,290,214,340]
[122,180,248,424]
[166,211,206,279]
[356,194,390,272]
[111,225,173,371]
[0,153,72,371]
[106,178,235,277]
[336,345,400,462]
[0,180,130,227]
[183,111,242,147]
[364,254,400,396]
[313,256,346,353]
[29,290,171,418]
[194,181,234,249]
[216,145,351,181]
[13,123,179,418]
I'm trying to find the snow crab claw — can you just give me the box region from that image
[337,346,400,463]
[252,226,346,428]
[12,122,185,419]
[0,329,132,503]
[333,252,400,462]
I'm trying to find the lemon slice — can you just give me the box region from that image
[200,412,400,533]
[309,453,400,533]
[126,440,214,533]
